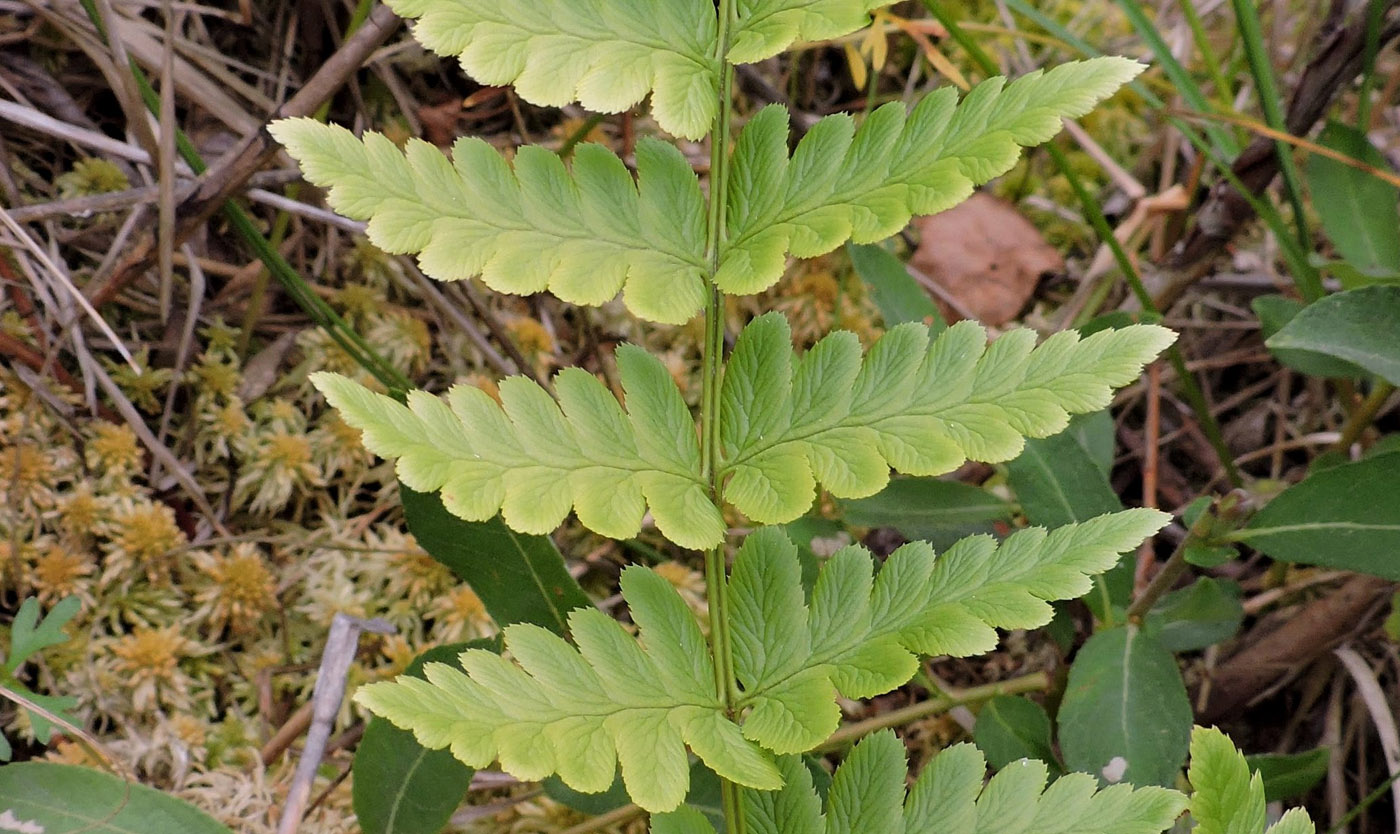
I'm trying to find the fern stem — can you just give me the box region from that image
[700,1,746,832]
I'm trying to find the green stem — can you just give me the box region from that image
[1332,381,1396,452]
[1230,0,1316,296]
[815,671,1049,752]
[700,2,744,832]
[1126,505,1216,622]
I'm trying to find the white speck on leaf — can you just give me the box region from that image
[1101,756,1128,783]
[0,809,44,833]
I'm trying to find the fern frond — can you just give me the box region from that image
[719,313,1174,525]
[385,0,720,139]
[1188,728,1316,834]
[356,566,782,813]
[269,119,709,324]
[729,0,883,64]
[729,511,1167,753]
[652,731,1189,834]
[717,58,1144,294]
[309,348,725,550]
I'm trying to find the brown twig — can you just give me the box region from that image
[1159,6,1400,305]
[1200,574,1395,722]
[83,3,403,307]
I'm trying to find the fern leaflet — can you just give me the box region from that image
[717,58,1144,294]
[729,0,883,63]
[357,515,1163,811]
[315,316,1168,549]
[652,731,1189,834]
[310,346,724,550]
[727,511,1168,753]
[385,0,720,139]
[269,119,709,325]
[719,313,1174,524]
[1188,727,1316,834]
[356,565,781,813]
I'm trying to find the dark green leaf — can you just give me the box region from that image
[1252,294,1370,379]
[1183,544,1238,569]
[1236,453,1400,579]
[1142,578,1243,651]
[1007,412,1128,618]
[1006,414,1120,526]
[839,477,1012,550]
[1058,626,1192,788]
[781,516,846,598]
[1265,286,1400,385]
[545,773,631,816]
[973,695,1061,773]
[354,641,491,834]
[402,488,591,636]
[0,762,232,833]
[1078,310,1163,337]
[1245,748,1330,802]
[846,243,944,329]
[1314,257,1400,290]
[1306,121,1400,274]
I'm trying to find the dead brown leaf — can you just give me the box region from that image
[909,192,1064,326]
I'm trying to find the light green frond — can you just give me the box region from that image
[653,731,1188,834]
[310,355,724,549]
[729,0,884,64]
[1188,727,1315,834]
[719,313,1174,525]
[385,0,719,139]
[718,58,1144,295]
[728,511,1167,753]
[356,566,781,813]
[269,119,708,324]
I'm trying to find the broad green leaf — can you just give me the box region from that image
[1305,121,1400,274]
[1007,413,1121,528]
[838,476,1013,550]
[5,596,80,674]
[314,352,723,550]
[655,731,1187,834]
[1265,286,1400,385]
[730,511,1168,753]
[972,695,1060,773]
[354,642,486,834]
[845,242,943,328]
[271,120,708,324]
[1059,626,1192,788]
[1189,727,1316,834]
[1244,749,1329,803]
[1253,294,1371,379]
[0,762,232,833]
[384,0,719,139]
[1007,410,1131,621]
[357,565,781,813]
[402,489,589,635]
[719,59,1144,295]
[1235,453,1400,579]
[720,315,1173,525]
[1143,578,1244,652]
